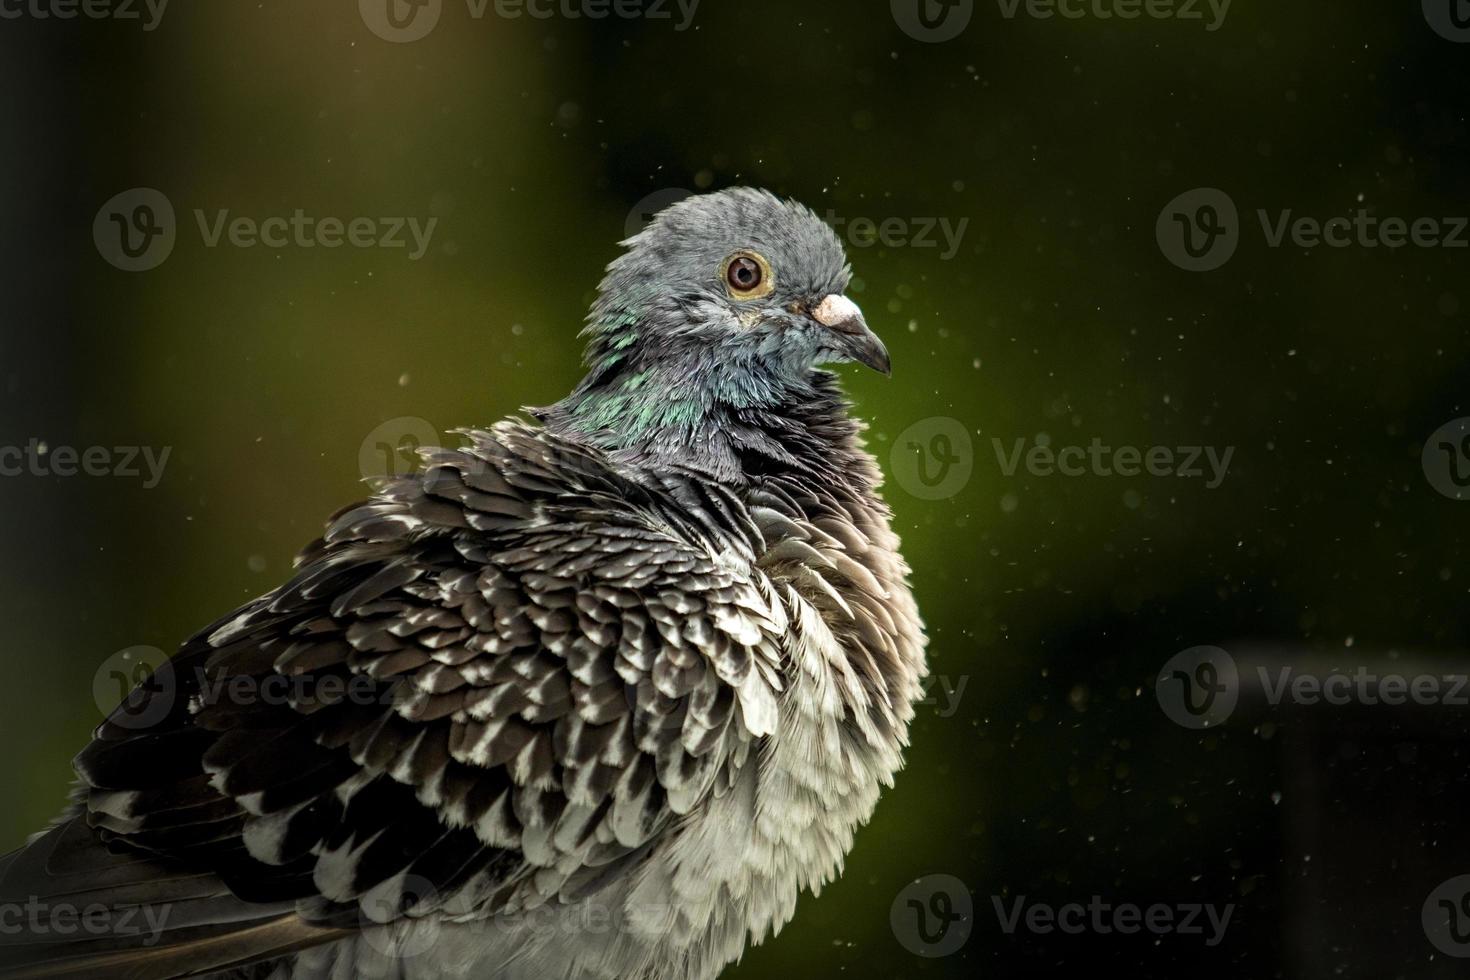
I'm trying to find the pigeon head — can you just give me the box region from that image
[592,187,890,380]
[550,188,889,462]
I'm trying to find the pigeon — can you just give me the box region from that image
[0,187,928,980]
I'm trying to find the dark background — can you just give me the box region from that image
[2,1,1469,977]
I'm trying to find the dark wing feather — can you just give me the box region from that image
[0,420,785,979]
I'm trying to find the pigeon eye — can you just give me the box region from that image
[723,252,773,300]
[728,257,761,290]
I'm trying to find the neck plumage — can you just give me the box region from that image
[543,357,867,488]
[539,298,874,486]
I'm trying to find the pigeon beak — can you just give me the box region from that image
[812,294,892,376]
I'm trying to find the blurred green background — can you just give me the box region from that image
[2,1,1469,977]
